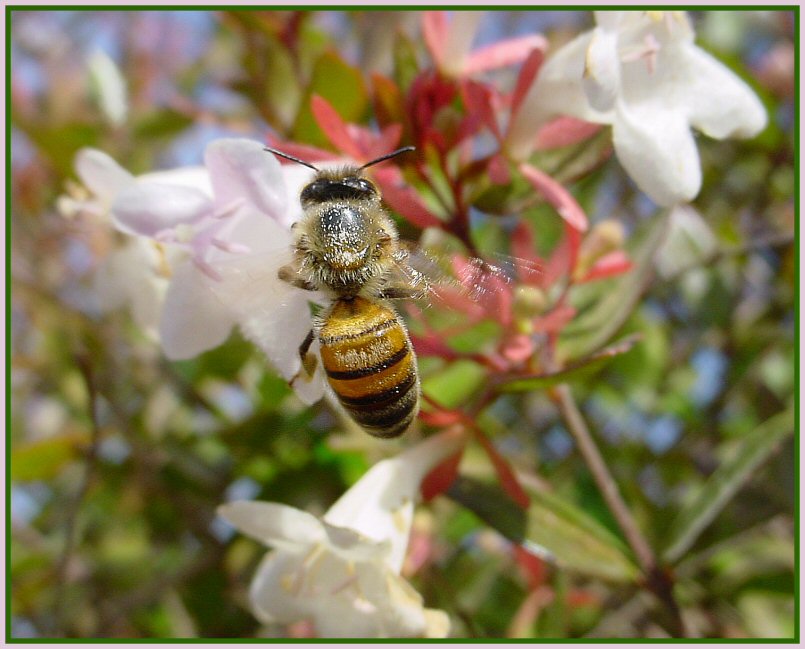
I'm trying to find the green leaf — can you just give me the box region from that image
[447,477,527,542]
[525,488,640,583]
[18,121,101,178]
[449,477,639,583]
[292,51,367,148]
[133,109,193,141]
[260,36,301,129]
[421,359,486,409]
[663,407,795,564]
[496,334,641,392]
[392,31,420,92]
[11,432,88,481]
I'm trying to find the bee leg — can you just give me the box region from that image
[298,329,318,377]
[377,284,427,300]
[278,264,317,291]
[378,286,421,300]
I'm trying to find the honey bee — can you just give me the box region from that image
[266,145,425,439]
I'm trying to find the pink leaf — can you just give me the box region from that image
[263,134,339,165]
[578,250,633,283]
[513,545,547,590]
[418,409,465,428]
[501,333,535,363]
[422,12,449,68]
[519,163,588,232]
[420,449,464,502]
[371,124,403,159]
[511,221,548,288]
[531,304,576,334]
[545,227,582,284]
[464,35,547,75]
[373,171,443,229]
[475,430,530,510]
[310,95,364,159]
[534,117,603,150]
[510,47,545,118]
[410,332,458,360]
[488,153,511,185]
[461,80,501,140]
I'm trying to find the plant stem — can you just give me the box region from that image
[554,383,688,637]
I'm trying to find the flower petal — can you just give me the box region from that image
[111,181,212,236]
[324,427,467,573]
[205,210,327,404]
[141,166,212,196]
[655,204,718,279]
[93,237,168,339]
[249,551,310,624]
[612,100,701,206]
[75,148,133,203]
[351,565,431,637]
[217,501,326,549]
[87,50,128,126]
[582,25,621,112]
[674,43,767,139]
[205,138,291,222]
[158,261,236,360]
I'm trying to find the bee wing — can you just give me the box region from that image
[390,242,547,341]
[206,248,327,405]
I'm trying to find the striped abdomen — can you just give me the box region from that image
[318,297,419,438]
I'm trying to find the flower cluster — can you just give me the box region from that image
[218,427,465,637]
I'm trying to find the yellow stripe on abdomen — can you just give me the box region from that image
[319,297,419,438]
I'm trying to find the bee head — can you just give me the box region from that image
[300,169,380,208]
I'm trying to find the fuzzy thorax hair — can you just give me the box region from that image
[291,196,400,298]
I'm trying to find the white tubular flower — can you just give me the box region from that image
[63,140,326,403]
[217,427,467,638]
[87,49,128,126]
[507,11,767,206]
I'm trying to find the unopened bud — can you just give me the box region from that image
[513,285,547,334]
[574,219,626,280]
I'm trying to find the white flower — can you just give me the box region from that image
[87,49,128,126]
[507,11,767,206]
[654,203,718,279]
[59,148,206,340]
[217,427,466,638]
[62,140,325,403]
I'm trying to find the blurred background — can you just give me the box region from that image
[9,10,795,639]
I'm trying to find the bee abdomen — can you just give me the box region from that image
[319,298,420,439]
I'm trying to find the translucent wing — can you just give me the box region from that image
[392,240,545,325]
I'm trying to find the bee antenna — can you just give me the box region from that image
[360,146,416,170]
[264,146,319,171]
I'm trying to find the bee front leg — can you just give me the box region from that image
[278,264,317,292]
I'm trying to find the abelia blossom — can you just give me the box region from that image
[507,11,767,206]
[63,139,326,404]
[218,427,467,638]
